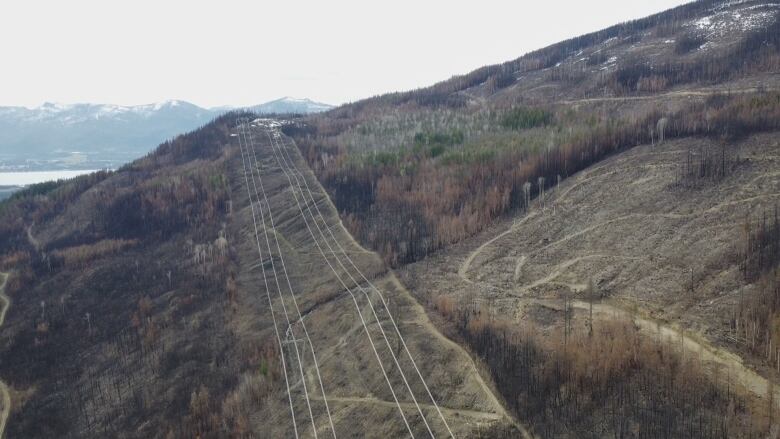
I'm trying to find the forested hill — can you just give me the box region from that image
[0,113,247,437]
[0,112,516,438]
[291,0,780,265]
[323,0,779,114]
[0,0,779,437]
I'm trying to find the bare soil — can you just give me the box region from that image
[230,125,521,437]
[402,131,780,412]
[0,272,11,439]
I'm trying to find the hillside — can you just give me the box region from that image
[292,0,780,265]
[0,114,518,438]
[285,0,780,436]
[401,130,780,436]
[1,0,779,437]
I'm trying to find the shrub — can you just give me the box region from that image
[500,107,552,130]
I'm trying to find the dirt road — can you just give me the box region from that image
[458,197,780,407]
[529,297,780,406]
[555,87,770,106]
[0,272,11,438]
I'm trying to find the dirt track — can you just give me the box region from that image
[0,272,11,439]
[445,132,780,409]
[462,222,780,407]
[281,127,533,437]
[231,124,532,437]
[554,86,771,106]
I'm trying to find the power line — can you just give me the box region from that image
[240,119,337,439]
[235,122,299,439]
[246,119,416,438]
[266,129,438,437]
[274,127,456,437]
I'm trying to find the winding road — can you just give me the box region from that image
[554,86,773,106]
[457,190,780,408]
[0,272,11,439]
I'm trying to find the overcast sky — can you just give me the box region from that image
[0,0,690,108]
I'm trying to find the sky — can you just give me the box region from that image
[0,0,690,109]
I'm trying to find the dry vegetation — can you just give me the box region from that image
[294,91,780,266]
[50,239,138,268]
[0,113,252,437]
[736,207,780,373]
[432,297,765,438]
[0,1,779,437]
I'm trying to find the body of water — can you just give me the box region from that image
[0,170,100,186]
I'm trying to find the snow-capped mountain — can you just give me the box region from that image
[248,97,334,114]
[0,98,333,170]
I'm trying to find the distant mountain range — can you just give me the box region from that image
[248,97,334,114]
[0,97,333,171]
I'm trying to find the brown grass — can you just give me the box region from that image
[51,239,138,268]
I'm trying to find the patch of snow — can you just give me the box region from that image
[695,16,712,29]
[700,41,717,51]
[741,4,780,12]
[712,0,752,11]
[687,5,778,37]
[252,118,282,128]
[39,102,75,113]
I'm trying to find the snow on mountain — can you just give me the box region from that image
[0,97,333,170]
[247,97,334,114]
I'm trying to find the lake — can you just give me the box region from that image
[0,169,100,186]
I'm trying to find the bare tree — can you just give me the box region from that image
[657,118,669,144]
[523,181,532,211]
[586,278,596,336]
[649,124,655,146]
[768,380,775,430]
[215,237,229,257]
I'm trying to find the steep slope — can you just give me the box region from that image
[292,0,780,266]
[0,0,778,437]
[277,0,780,436]
[399,130,780,437]
[221,119,520,437]
[0,272,10,438]
[0,114,240,437]
[0,114,519,437]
